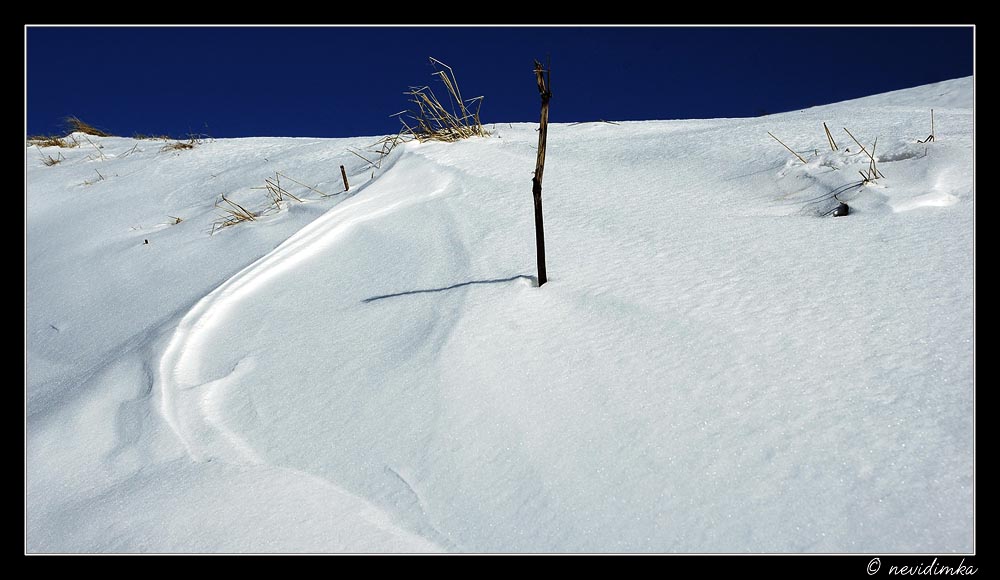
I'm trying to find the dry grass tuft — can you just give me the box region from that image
[161,132,210,152]
[261,173,303,205]
[82,169,106,186]
[28,135,78,148]
[40,151,65,166]
[121,142,140,158]
[161,139,196,152]
[133,133,172,141]
[252,171,332,205]
[858,136,882,184]
[273,171,330,198]
[65,116,113,137]
[81,133,107,161]
[396,57,489,142]
[843,127,885,182]
[212,194,257,234]
[213,171,335,234]
[350,131,410,172]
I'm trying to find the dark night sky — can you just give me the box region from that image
[26,26,974,138]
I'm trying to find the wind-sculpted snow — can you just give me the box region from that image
[27,77,973,552]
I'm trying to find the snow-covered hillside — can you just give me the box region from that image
[26,77,974,553]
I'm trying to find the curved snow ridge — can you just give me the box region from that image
[890,166,964,213]
[157,147,453,464]
[890,191,959,213]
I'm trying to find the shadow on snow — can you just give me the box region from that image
[362,275,535,303]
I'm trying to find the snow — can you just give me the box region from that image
[26,77,974,553]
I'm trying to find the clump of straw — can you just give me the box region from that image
[395,57,489,142]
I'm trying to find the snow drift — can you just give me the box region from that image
[26,77,974,553]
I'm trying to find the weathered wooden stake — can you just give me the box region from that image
[340,165,350,192]
[532,59,551,287]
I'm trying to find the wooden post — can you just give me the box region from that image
[340,165,350,192]
[532,59,551,287]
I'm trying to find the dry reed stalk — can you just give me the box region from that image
[347,148,379,169]
[82,134,106,160]
[768,131,808,164]
[870,136,881,178]
[263,175,303,204]
[569,120,621,126]
[275,172,329,197]
[823,122,839,151]
[843,128,874,163]
[82,169,106,186]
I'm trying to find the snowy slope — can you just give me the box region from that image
[26,77,974,553]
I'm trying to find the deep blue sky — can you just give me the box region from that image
[26,26,973,138]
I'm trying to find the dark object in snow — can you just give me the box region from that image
[144,239,149,244]
[531,59,551,287]
[832,202,849,217]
